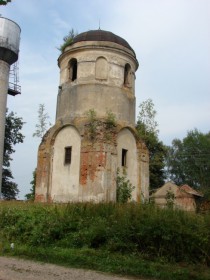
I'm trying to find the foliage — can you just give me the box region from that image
[59,28,78,53]
[0,0,11,5]
[166,129,210,197]
[1,169,19,200]
[105,109,116,128]
[87,108,97,121]
[2,110,24,199]
[0,202,210,276]
[136,99,167,190]
[137,98,159,136]
[33,104,51,139]
[86,109,97,140]
[116,169,135,203]
[25,169,36,200]
[165,190,175,208]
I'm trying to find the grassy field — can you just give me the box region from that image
[0,201,210,280]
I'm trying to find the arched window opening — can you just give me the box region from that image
[69,58,77,82]
[95,57,108,80]
[124,63,131,87]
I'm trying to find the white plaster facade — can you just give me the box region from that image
[117,128,138,200]
[50,126,81,202]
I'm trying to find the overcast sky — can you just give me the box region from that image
[1,0,210,199]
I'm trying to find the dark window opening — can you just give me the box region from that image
[69,58,77,82]
[121,149,128,167]
[65,146,72,164]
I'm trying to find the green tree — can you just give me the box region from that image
[32,104,50,200]
[25,169,36,200]
[137,98,159,136]
[136,99,166,190]
[166,129,210,197]
[33,104,51,139]
[2,110,24,199]
[0,0,11,5]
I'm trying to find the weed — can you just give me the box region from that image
[116,169,135,203]
[105,109,116,129]
[86,109,97,140]
[0,201,210,279]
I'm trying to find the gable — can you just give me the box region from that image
[152,182,178,198]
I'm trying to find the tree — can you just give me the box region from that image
[25,169,36,200]
[32,104,50,200]
[137,98,159,136]
[0,0,12,5]
[136,99,166,190]
[166,129,210,197]
[33,104,51,139]
[2,110,24,199]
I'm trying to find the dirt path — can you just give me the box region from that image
[0,256,145,280]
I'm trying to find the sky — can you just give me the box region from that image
[1,0,210,199]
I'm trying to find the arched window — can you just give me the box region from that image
[124,63,131,87]
[95,57,108,80]
[69,58,77,82]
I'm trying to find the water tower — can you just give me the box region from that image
[0,17,21,198]
[35,30,149,203]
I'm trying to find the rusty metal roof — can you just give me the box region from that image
[179,184,203,197]
[72,30,134,52]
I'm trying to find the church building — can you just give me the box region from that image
[35,29,149,203]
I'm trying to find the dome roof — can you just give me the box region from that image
[72,30,134,52]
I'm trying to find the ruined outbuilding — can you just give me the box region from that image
[35,30,149,203]
[151,182,203,211]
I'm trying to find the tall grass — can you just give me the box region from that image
[0,201,209,265]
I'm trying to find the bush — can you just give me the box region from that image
[0,202,210,265]
[116,169,135,203]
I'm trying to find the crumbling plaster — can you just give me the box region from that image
[35,118,149,203]
[35,31,149,204]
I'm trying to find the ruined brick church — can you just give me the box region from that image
[35,29,149,203]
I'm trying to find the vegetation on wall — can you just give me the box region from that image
[58,29,78,53]
[105,109,116,128]
[86,109,97,140]
[86,109,117,141]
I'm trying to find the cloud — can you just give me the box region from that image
[157,102,210,143]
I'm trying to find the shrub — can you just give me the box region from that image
[116,169,135,203]
[105,110,116,128]
[86,109,97,140]
[0,202,210,265]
